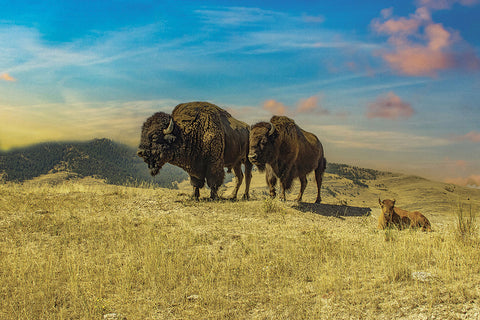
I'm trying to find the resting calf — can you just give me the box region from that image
[378,199,432,231]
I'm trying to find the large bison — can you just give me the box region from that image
[137,102,252,200]
[248,115,326,203]
[378,199,432,231]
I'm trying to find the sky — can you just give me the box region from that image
[1,0,479,187]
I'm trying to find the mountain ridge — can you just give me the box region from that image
[0,138,188,187]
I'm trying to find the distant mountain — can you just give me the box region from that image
[0,138,188,188]
[0,138,388,189]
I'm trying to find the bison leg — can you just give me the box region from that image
[295,175,307,202]
[314,158,326,204]
[230,163,243,200]
[242,160,252,200]
[266,166,277,199]
[279,182,287,201]
[190,176,205,201]
[206,163,224,200]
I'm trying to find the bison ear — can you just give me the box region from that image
[163,118,174,135]
[393,199,396,206]
[268,123,276,136]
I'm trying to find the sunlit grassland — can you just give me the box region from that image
[0,181,479,319]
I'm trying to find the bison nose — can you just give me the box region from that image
[137,150,145,157]
[248,154,257,160]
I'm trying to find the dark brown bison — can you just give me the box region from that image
[248,115,326,203]
[378,199,432,231]
[137,102,252,200]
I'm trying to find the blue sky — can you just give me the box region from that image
[1,0,479,186]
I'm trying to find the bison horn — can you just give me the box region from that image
[163,118,174,135]
[268,123,276,136]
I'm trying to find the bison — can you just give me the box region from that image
[248,115,326,203]
[137,102,252,200]
[378,199,432,231]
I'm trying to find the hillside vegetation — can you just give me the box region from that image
[1,169,479,319]
[0,139,188,187]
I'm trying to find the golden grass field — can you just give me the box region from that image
[1,170,480,319]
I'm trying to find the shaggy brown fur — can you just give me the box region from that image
[248,116,326,203]
[138,102,252,200]
[378,199,432,231]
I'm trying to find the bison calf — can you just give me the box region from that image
[378,199,432,231]
[248,115,326,203]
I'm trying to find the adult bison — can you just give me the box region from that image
[137,102,252,200]
[378,199,432,231]
[248,115,326,203]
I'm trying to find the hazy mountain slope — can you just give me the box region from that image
[0,138,188,187]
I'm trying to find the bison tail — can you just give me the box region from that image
[319,157,327,172]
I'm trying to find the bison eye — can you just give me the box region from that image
[150,133,161,142]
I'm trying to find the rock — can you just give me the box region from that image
[186,295,200,301]
[103,313,126,320]
[412,271,435,282]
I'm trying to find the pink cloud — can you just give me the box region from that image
[263,99,288,116]
[383,46,453,76]
[445,175,480,187]
[372,4,480,76]
[366,92,414,120]
[457,131,480,142]
[263,96,331,116]
[373,16,421,35]
[296,96,329,115]
[416,0,479,10]
[1,73,16,82]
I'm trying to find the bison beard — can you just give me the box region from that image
[249,116,326,203]
[137,102,252,201]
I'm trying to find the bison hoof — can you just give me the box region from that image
[242,194,250,200]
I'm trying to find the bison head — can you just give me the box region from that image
[137,112,178,176]
[379,198,396,221]
[248,122,277,171]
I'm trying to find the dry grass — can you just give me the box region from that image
[1,176,480,319]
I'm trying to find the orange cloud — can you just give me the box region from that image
[1,73,16,82]
[366,92,414,120]
[263,99,288,115]
[372,4,480,76]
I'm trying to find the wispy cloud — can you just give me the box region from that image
[312,124,451,151]
[195,7,283,26]
[366,92,414,120]
[372,2,480,76]
[301,14,325,24]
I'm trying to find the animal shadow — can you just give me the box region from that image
[292,202,371,218]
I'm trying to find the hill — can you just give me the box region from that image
[0,138,188,187]
[0,138,387,190]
